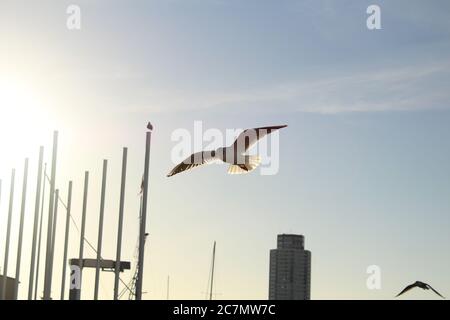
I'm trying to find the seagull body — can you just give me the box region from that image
[167,125,287,177]
[396,281,445,299]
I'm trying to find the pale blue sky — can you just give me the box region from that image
[0,0,449,300]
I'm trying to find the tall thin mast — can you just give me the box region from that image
[43,131,58,300]
[94,160,108,300]
[1,169,15,300]
[166,276,170,300]
[60,181,73,300]
[14,158,29,300]
[209,241,216,301]
[136,123,153,300]
[114,148,128,300]
[28,147,44,300]
[34,163,47,300]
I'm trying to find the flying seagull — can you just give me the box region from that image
[396,281,445,299]
[167,125,287,177]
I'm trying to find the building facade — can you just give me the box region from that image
[269,234,311,300]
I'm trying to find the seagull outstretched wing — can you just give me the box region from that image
[167,151,216,177]
[427,284,445,299]
[396,283,417,297]
[232,125,287,152]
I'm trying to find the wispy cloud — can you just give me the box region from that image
[126,61,450,114]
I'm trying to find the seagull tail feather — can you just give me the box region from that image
[227,156,261,175]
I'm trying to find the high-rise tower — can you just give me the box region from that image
[269,234,311,300]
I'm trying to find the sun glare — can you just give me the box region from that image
[0,78,52,176]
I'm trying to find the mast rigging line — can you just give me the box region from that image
[43,173,133,297]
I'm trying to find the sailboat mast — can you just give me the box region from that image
[209,241,216,300]
[166,275,170,300]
